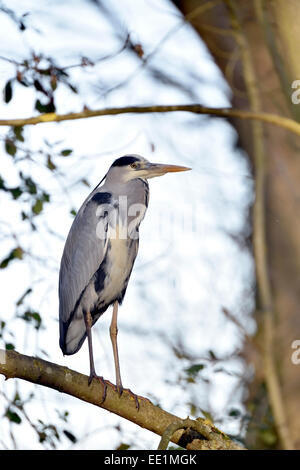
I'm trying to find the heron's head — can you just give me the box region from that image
[107,155,191,183]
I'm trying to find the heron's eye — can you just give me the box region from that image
[130,162,139,169]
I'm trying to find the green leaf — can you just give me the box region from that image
[50,76,57,91]
[13,126,24,142]
[21,175,37,194]
[185,364,205,377]
[5,409,21,424]
[38,68,51,76]
[35,98,55,114]
[32,199,43,215]
[60,149,73,156]
[56,410,69,422]
[10,187,23,200]
[5,343,15,351]
[42,192,50,202]
[13,247,24,259]
[0,247,24,269]
[19,310,42,330]
[47,155,56,171]
[70,209,77,217]
[4,80,13,103]
[116,443,130,450]
[5,139,17,156]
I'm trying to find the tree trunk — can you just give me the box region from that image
[173,0,300,449]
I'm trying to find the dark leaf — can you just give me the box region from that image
[16,288,32,306]
[63,430,77,443]
[5,139,17,156]
[10,187,22,199]
[4,80,13,103]
[0,175,6,190]
[47,155,56,171]
[22,176,37,194]
[42,191,50,202]
[5,409,21,424]
[56,68,69,78]
[81,178,90,187]
[13,126,24,142]
[34,79,47,94]
[67,83,78,94]
[208,350,217,361]
[116,443,130,450]
[35,98,55,113]
[18,310,42,330]
[0,247,24,269]
[38,68,51,76]
[185,364,205,377]
[228,409,241,418]
[38,432,47,443]
[5,343,15,351]
[60,149,73,156]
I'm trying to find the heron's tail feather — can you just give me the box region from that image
[60,315,87,355]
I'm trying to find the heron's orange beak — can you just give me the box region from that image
[145,163,191,178]
[157,164,191,173]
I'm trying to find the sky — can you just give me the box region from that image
[0,0,255,449]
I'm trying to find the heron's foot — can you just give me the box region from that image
[117,386,140,410]
[88,373,108,404]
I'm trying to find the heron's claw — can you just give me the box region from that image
[122,387,140,410]
[115,383,123,397]
[88,373,108,404]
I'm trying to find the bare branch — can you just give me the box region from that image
[0,349,245,450]
[0,104,300,139]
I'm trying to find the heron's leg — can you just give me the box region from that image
[110,301,123,396]
[109,302,140,409]
[84,310,96,379]
[84,310,107,403]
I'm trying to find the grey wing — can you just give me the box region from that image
[59,191,110,354]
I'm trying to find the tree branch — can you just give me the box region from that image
[0,349,244,450]
[1,104,300,139]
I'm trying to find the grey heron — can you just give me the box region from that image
[59,154,190,403]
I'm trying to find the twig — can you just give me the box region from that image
[157,417,244,450]
[1,104,300,138]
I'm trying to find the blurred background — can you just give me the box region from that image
[0,0,299,450]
